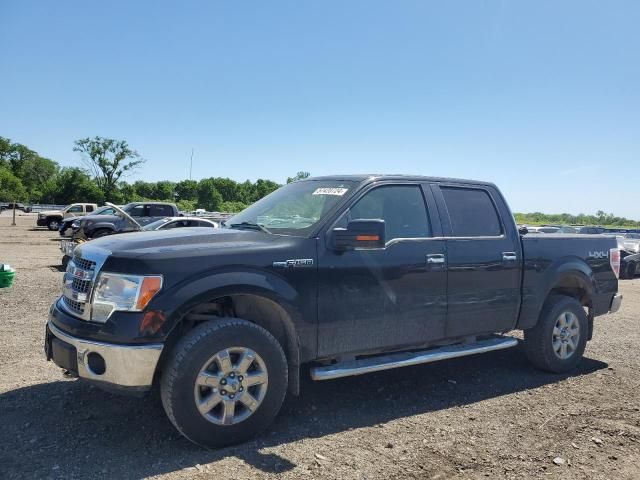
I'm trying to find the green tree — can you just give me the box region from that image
[73,136,144,202]
[175,180,199,201]
[252,179,280,202]
[197,178,223,211]
[286,171,310,183]
[0,137,60,201]
[0,166,28,201]
[132,180,156,199]
[219,201,248,213]
[49,167,104,205]
[153,180,176,200]
[176,199,197,212]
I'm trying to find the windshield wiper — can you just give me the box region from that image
[227,222,271,234]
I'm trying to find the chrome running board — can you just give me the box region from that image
[310,336,519,381]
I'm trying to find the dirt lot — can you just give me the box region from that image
[1,212,639,480]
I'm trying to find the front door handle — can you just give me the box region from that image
[502,252,518,262]
[427,254,446,265]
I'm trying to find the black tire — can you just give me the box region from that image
[47,218,60,231]
[160,318,288,449]
[91,229,111,238]
[61,255,70,269]
[625,262,637,279]
[523,295,588,373]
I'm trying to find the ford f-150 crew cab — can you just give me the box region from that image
[44,175,622,448]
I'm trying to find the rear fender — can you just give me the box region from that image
[518,256,596,330]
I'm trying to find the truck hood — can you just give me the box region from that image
[39,209,62,216]
[80,227,288,262]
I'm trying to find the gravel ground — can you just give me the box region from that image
[1,212,639,480]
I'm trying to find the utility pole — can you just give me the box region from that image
[189,148,194,180]
[11,199,16,226]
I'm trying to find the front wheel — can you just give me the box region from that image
[47,218,60,231]
[523,295,588,373]
[160,318,288,448]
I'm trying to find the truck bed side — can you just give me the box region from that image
[517,234,618,330]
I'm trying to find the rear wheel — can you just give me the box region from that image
[47,218,60,231]
[160,318,288,448]
[523,295,588,373]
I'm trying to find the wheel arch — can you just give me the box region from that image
[156,272,303,395]
[518,258,597,335]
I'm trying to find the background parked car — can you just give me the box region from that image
[576,226,606,234]
[617,234,640,254]
[1,202,32,213]
[58,205,119,236]
[141,217,219,231]
[525,226,560,234]
[69,201,181,240]
[621,252,640,279]
[37,203,98,230]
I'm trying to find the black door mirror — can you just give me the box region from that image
[331,219,385,250]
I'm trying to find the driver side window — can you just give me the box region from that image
[342,185,431,241]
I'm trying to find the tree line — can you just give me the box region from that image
[514,211,640,229]
[4,134,636,225]
[1,135,311,212]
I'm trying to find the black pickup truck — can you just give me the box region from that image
[45,175,622,448]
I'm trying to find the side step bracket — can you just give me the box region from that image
[310,336,519,381]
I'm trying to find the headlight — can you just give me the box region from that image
[71,221,80,229]
[91,273,163,323]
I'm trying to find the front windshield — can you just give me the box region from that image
[226,180,357,236]
[92,206,115,215]
[142,218,171,231]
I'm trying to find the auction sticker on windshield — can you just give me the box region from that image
[313,187,349,196]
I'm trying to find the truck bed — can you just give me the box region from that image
[518,234,619,329]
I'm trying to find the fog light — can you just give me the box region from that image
[87,352,106,375]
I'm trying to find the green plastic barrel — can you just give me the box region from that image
[0,270,15,288]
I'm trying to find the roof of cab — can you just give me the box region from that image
[303,174,496,187]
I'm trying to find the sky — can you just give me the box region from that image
[1,1,639,218]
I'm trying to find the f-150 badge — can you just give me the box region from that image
[273,259,314,269]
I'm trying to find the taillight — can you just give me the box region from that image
[610,248,620,278]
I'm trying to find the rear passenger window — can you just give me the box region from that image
[86,205,94,212]
[441,187,502,237]
[150,205,174,217]
[128,205,147,217]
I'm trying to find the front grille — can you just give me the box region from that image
[73,256,96,271]
[61,255,99,321]
[63,296,85,315]
[72,277,92,294]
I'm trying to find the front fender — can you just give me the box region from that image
[151,267,302,340]
[86,222,116,234]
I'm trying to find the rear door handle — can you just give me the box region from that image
[427,254,446,265]
[502,252,517,262]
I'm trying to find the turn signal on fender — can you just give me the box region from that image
[136,276,163,310]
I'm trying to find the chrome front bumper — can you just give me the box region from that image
[47,321,163,389]
[610,293,623,314]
